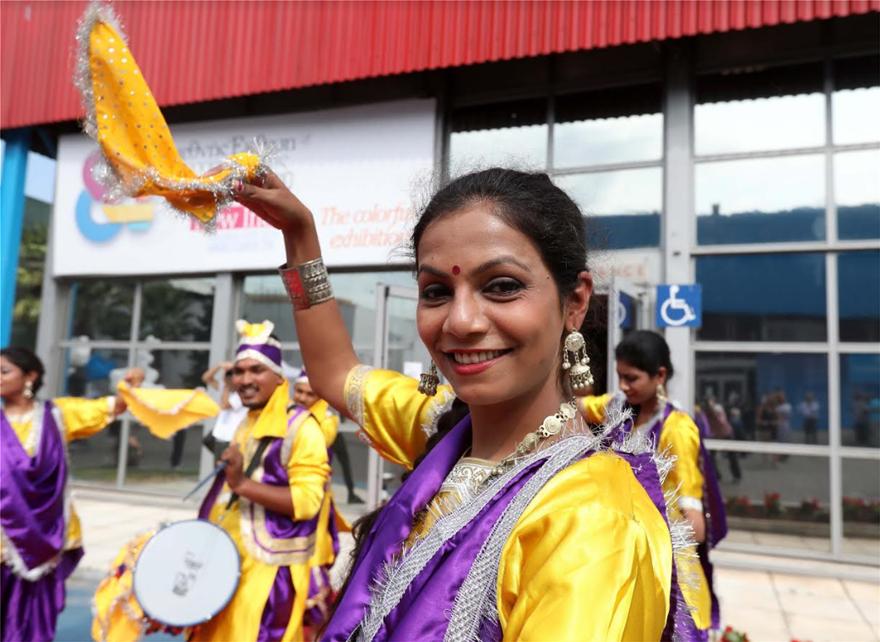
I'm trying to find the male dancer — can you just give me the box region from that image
[193,321,331,642]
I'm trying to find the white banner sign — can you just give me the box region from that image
[53,99,436,276]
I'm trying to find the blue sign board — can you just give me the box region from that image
[656,284,702,328]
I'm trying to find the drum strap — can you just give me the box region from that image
[226,437,272,509]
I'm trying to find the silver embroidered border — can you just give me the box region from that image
[357,407,629,642]
[420,389,456,439]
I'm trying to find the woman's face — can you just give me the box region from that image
[416,204,589,407]
[0,356,29,402]
[616,359,665,406]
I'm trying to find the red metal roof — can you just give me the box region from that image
[2,0,878,129]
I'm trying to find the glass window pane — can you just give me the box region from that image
[696,352,829,445]
[696,254,827,342]
[241,275,297,343]
[139,278,215,342]
[832,55,880,145]
[842,458,880,558]
[838,252,880,343]
[449,98,547,170]
[64,347,130,484]
[240,271,417,350]
[696,62,825,155]
[125,350,210,486]
[840,354,880,448]
[553,84,662,167]
[836,150,880,240]
[716,450,829,554]
[556,168,661,249]
[696,155,825,245]
[70,281,135,340]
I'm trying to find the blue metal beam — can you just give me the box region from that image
[1,128,31,347]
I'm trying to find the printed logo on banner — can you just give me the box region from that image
[655,284,702,328]
[75,151,155,243]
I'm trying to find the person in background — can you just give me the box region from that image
[291,370,349,638]
[798,392,820,445]
[291,368,363,506]
[774,390,792,445]
[756,393,778,442]
[581,331,727,640]
[703,389,742,483]
[1,347,139,642]
[201,361,247,460]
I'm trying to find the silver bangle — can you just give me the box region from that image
[278,257,334,310]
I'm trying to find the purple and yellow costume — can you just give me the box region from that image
[2,396,116,642]
[91,321,331,642]
[193,381,331,642]
[303,397,345,631]
[323,366,694,641]
[582,392,728,638]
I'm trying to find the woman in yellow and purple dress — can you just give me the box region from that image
[581,330,728,641]
[1,347,136,642]
[234,167,700,640]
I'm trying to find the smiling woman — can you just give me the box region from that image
[233,167,698,640]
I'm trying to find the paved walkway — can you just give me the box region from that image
[67,486,879,642]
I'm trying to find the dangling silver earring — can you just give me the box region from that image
[562,329,593,396]
[656,383,667,400]
[23,380,34,400]
[418,361,439,396]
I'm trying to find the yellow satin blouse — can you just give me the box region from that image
[308,398,344,569]
[345,366,673,641]
[6,396,115,552]
[581,393,711,631]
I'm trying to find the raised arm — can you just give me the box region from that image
[235,173,359,418]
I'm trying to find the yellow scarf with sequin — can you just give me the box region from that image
[74,2,262,223]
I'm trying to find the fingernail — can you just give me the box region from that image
[233,180,242,192]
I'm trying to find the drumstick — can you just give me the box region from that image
[182,461,228,502]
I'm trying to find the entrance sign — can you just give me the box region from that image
[656,284,702,328]
[53,99,436,276]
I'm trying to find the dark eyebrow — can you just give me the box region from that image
[418,255,531,278]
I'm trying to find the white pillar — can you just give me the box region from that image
[662,45,696,410]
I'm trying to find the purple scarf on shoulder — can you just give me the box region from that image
[324,411,685,642]
[1,403,68,571]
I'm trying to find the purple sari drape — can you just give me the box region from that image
[1,403,81,642]
[324,413,681,642]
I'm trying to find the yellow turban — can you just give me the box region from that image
[74,2,263,224]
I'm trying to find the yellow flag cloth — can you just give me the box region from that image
[117,382,220,439]
[74,2,263,223]
[91,529,155,642]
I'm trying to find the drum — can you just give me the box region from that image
[132,519,240,628]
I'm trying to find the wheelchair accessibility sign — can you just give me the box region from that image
[656,284,702,328]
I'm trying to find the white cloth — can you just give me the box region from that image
[211,392,247,442]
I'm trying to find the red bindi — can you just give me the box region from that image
[452,265,461,275]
